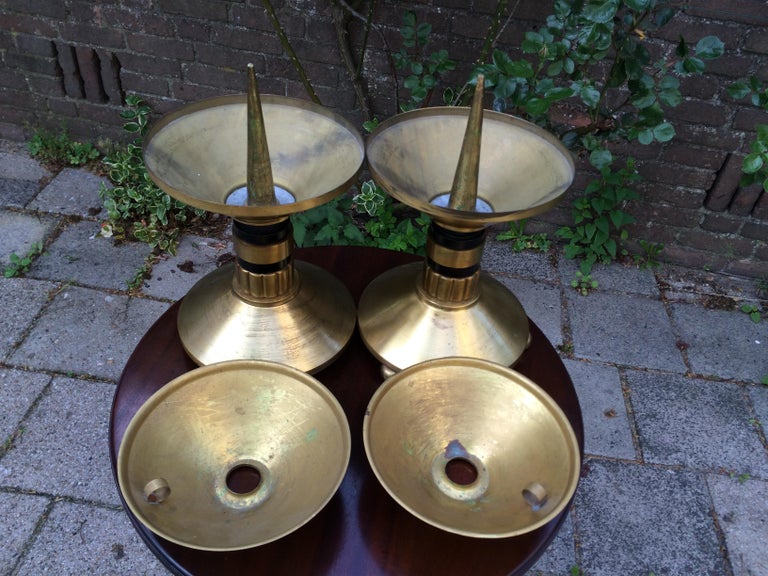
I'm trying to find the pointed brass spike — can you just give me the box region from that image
[247,63,277,206]
[448,74,485,211]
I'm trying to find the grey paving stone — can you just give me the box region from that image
[670,302,768,383]
[749,385,768,440]
[0,376,120,506]
[559,257,660,296]
[564,359,636,460]
[141,234,231,301]
[0,150,50,181]
[15,500,168,576]
[28,220,152,290]
[9,286,169,381]
[708,474,768,576]
[0,210,59,267]
[527,512,576,575]
[0,368,50,445]
[494,275,563,346]
[28,167,109,218]
[567,291,687,372]
[0,277,57,361]
[627,370,768,477]
[483,234,558,282]
[0,491,50,575]
[0,177,39,207]
[575,458,728,576]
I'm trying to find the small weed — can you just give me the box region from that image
[571,270,598,296]
[126,258,154,292]
[633,239,664,270]
[740,303,762,323]
[496,220,551,252]
[3,242,45,278]
[761,375,768,386]
[27,128,100,167]
[757,277,768,298]
[558,342,574,355]
[569,566,584,576]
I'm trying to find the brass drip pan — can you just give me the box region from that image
[363,357,580,538]
[117,360,351,551]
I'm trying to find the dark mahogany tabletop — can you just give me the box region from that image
[109,245,584,576]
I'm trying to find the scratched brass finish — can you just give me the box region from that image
[359,262,529,373]
[363,357,580,538]
[359,92,574,372]
[143,94,364,219]
[118,360,351,551]
[143,86,364,371]
[364,107,574,229]
[178,260,356,372]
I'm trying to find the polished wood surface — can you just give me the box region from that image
[110,246,584,576]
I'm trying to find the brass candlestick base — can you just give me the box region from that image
[359,79,574,373]
[143,73,364,371]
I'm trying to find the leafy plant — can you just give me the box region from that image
[99,95,204,254]
[3,242,45,278]
[557,152,640,273]
[27,128,100,167]
[496,220,551,252]
[728,76,768,192]
[393,10,456,110]
[740,303,762,323]
[470,0,721,277]
[292,180,429,254]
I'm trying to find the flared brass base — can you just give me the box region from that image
[178,261,356,373]
[357,262,530,374]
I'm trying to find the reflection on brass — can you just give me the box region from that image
[448,75,484,211]
[143,71,364,371]
[363,357,580,538]
[246,63,276,206]
[118,360,351,551]
[359,95,574,372]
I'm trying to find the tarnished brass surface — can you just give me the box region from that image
[359,103,574,371]
[358,263,530,373]
[448,76,485,211]
[143,94,364,218]
[363,357,580,538]
[178,261,356,373]
[117,360,351,551]
[365,107,574,228]
[246,64,276,206]
[143,87,363,370]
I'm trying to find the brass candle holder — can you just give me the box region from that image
[143,66,364,373]
[358,78,575,374]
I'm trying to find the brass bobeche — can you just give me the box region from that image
[143,66,364,372]
[117,360,351,551]
[358,77,575,373]
[363,357,580,538]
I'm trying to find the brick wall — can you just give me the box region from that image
[1,0,767,278]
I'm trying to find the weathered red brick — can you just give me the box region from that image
[730,184,764,216]
[741,219,768,241]
[701,212,743,234]
[705,154,743,211]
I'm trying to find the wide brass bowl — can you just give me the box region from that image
[365,106,574,228]
[117,360,351,551]
[363,357,580,538]
[143,94,365,218]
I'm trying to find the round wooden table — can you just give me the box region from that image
[110,246,584,576]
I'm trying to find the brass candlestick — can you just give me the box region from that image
[358,77,575,374]
[143,66,364,372]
